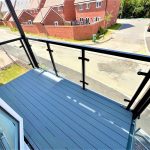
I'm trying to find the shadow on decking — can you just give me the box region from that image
[0,69,133,150]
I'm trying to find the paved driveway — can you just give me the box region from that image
[91,19,150,54]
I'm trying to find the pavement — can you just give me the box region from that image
[0,49,17,69]
[0,19,150,139]
[89,19,150,54]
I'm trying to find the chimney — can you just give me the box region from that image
[63,0,76,21]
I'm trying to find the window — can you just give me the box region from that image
[96,17,101,22]
[79,4,83,11]
[0,98,24,150]
[79,18,84,24]
[80,18,83,22]
[86,3,90,9]
[96,1,102,8]
[54,21,59,26]
[28,20,33,25]
[85,18,90,24]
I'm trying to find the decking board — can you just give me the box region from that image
[0,69,133,150]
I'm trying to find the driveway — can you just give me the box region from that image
[91,19,150,54]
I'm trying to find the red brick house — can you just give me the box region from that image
[33,0,120,27]
[9,0,46,25]
[33,0,76,26]
[74,0,121,26]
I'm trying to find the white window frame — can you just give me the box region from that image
[86,3,90,9]
[79,4,83,11]
[54,21,59,26]
[0,98,24,150]
[96,1,102,8]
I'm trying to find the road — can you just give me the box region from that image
[89,19,150,54]
[0,19,150,138]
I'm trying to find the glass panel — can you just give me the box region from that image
[31,41,81,84]
[0,108,19,150]
[85,51,149,106]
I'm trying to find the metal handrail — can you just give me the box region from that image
[0,37,22,46]
[28,37,150,62]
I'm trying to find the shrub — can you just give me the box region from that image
[96,27,107,39]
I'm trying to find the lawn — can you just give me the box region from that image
[0,64,28,85]
[108,23,122,30]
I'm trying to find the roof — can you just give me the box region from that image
[44,0,64,7]
[33,0,64,23]
[0,68,133,150]
[33,7,50,23]
[2,12,10,20]
[9,10,23,21]
[14,0,32,11]
[28,0,43,10]
[0,0,16,12]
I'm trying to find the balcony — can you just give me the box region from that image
[0,0,150,150]
[0,35,150,150]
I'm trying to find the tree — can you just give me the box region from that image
[119,0,150,18]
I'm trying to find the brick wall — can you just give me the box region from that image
[106,0,121,27]
[22,21,104,40]
[45,25,74,39]
[73,21,105,40]
[75,0,121,27]
[22,24,39,34]
[0,21,4,25]
[7,21,16,28]
[75,1,106,22]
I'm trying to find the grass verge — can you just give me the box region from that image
[108,23,122,30]
[0,64,28,85]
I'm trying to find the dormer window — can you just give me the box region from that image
[86,3,90,9]
[79,4,83,11]
[96,1,102,8]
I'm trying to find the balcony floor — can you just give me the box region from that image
[0,69,133,150]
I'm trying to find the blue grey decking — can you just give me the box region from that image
[0,69,133,150]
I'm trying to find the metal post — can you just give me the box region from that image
[78,49,89,90]
[19,39,34,68]
[5,0,39,68]
[46,42,58,77]
[126,70,150,110]
[132,87,150,120]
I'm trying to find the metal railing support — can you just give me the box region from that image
[126,70,150,110]
[5,0,39,68]
[19,39,34,68]
[78,49,89,90]
[46,42,58,77]
[132,87,150,120]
